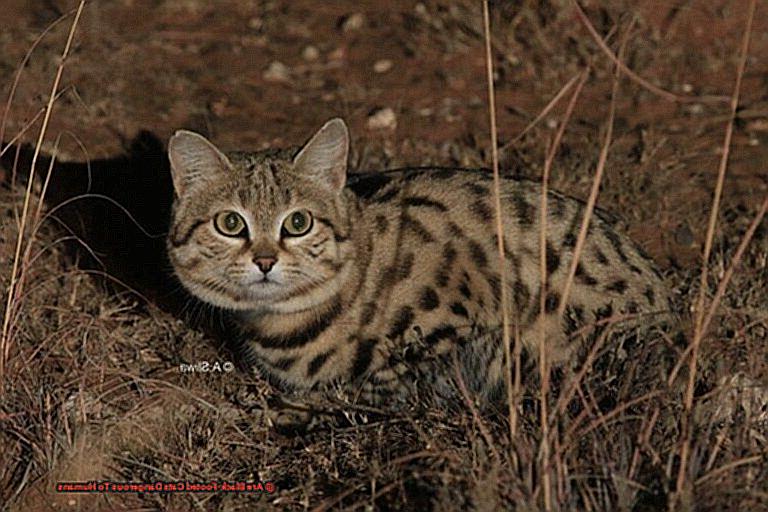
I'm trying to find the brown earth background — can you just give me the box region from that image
[1,0,767,510]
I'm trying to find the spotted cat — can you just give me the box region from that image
[167,118,671,419]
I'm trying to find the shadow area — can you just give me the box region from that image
[1,131,191,317]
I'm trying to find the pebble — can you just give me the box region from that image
[373,59,393,73]
[248,17,263,30]
[302,45,320,62]
[263,61,290,82]
[328,47,346,62]
[417,107,433,117]
[367,107,397,130]
[210,97,228,117]
[342,12,365,32]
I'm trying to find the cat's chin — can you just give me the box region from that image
[200,293,283,312]
[182,280,290,312]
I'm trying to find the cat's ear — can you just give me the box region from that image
[168,130,231,196]
[293,118,349,192]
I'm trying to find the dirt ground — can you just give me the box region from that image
[1,0,767,510]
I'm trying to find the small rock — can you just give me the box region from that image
[302,45,320,62]
[373,59,393,73]
[248,17,263,30]
[417,107,433,117]
[367,107,397,131]
[504,53,521,66]
[263,61,290,82]
[210,97,228,117]
[328,47,346,62]
[341,12,365,32]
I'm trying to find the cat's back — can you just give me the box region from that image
[353,166,607,252]
[351,167,672,359]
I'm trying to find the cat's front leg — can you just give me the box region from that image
[261,389,332,434]
[356,348,440,408]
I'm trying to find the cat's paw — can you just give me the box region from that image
[262,396,323,435]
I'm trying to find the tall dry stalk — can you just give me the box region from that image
[535,68,589,511]
[555,24,625,320]
[481,0,516,444]
[543,16,631,507]
[0,0,86,381]
[674,0,757,504]
[570,0,728,105]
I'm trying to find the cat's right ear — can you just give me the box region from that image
[168,130,231,196]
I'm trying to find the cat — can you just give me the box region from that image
[166,118,672,426]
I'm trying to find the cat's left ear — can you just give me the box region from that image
[293,118,349,193]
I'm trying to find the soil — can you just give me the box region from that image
[1,0,767,510]
[1,0,767,261]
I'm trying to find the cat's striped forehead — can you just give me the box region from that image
[227,149,298,215]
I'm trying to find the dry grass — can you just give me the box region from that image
[2,1,768,511]
[1,1,86,378]
[482,0,516,450]
[676,0,758,505]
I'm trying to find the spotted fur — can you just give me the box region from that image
[167,118,672,411]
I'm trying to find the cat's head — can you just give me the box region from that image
[167,118,355,311]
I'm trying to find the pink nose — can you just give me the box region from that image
[254,257,277,273]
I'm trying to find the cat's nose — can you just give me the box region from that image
[253,256,277,274]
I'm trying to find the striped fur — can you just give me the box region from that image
[167,119,672,410]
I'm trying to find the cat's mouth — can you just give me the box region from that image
[247,276,281,286]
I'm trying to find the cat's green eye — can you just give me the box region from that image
[214,211,246,237]
[282,209,313,237]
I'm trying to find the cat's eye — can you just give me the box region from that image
[214,211,247,237]
[282,209,313,237]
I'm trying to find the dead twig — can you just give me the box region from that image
[674,0,757,503]
[482,0,516,446]
[1,0,86,381]
[570,0,729,105]
[535,65,589,512]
